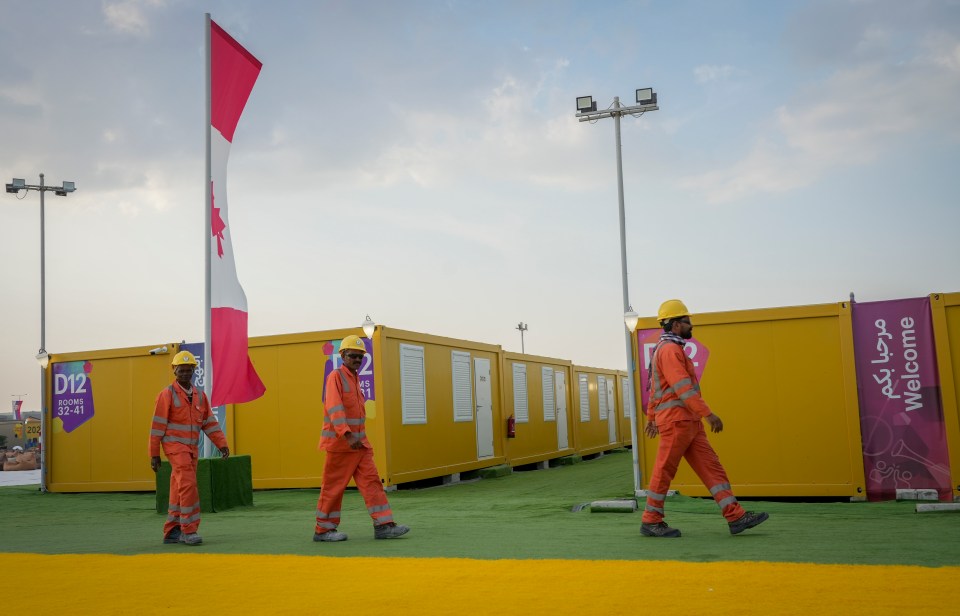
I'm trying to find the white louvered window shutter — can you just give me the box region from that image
[513,363,528,423]
[579,373,590,422]
[598,375,608,420]
[542,366,555,422]
[623,379,633,418]
[400,344,426,424]
[451,351,473,422]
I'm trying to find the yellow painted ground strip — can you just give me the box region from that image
[18,554,957,615]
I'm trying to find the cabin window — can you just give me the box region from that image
[579,373,591,422]
[451,351,473,423]
[598,375,608,420]
[400,344,427,424]
[512,363,529,423]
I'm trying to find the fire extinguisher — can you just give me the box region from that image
[506,414,516,438]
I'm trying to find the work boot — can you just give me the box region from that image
[163,528,182,544]
[374,522,410,539]
[179,532,203,545]
[313,530,348,542]
[640,522,682,538]
[729,511,769,535]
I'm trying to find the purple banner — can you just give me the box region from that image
[635,328,710,411]
[52,361,95,433]
[852,297,952,501]
[322,337,376,403]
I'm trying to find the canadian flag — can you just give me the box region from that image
[207,17,266,406]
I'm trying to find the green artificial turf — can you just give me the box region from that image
[1,453,958,565]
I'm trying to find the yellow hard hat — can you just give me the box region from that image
[657,299,690,323]
[172,350,198,366]
[340,335,366,354]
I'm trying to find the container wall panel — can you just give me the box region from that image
[572,367,623,456]
[48,348,172,492]
[502,354,574,466]
[931,292,960,500]
[379,329,505,484]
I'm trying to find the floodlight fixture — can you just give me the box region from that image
[55,181,76,197]
[636,88,656,105]
[576,95,596,113]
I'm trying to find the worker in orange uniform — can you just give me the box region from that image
[640,300,768,538]
[314,335,410,542]
[149,350,229,546]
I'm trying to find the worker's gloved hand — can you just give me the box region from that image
[644,420,659,439]
[219,447,230,459]
[705,413,723,433]
[150,456,162,472]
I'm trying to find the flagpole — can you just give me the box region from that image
[203,12,214,458]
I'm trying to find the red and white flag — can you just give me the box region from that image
[207,17,266,406]
[12,399,22,420]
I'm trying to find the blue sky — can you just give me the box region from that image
[1,0,958,411]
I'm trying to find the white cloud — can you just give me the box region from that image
[102,0,165,35]
[682,37,960,204]
[693,64,737,84]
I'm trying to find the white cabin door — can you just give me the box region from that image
[555,370,568,450]
[606,378,617,443]
[474,358,494,459]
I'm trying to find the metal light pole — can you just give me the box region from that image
[516,322,528,354]
[575,89,659,497]
[6,174,77,492]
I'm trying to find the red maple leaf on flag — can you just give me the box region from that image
[211,181,226,258]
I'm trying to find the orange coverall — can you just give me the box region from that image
[642,340,745,524]
[149,382,227,536]
[314,365,395,535]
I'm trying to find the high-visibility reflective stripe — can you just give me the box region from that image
[150,429,165,437]
[717,496,738,509]
[166,514,179,523]
[353,431,366,438]
[315,510,341,519]
[345,418,364,426]
[167,422,198,432]
[202,416,219,425]
[374,515,394,524]
[202,426,221,436]
[327,404,344,415]
[339,370,351,393]
[679,388,699,401]
[367,504,390,514]
[709,483,732,496]
[152,416,168,425]
[645,504,664,514]
[650,346,664,400]
[673,377,692,390]
[330,417,347,426]
[317,521,338,530]
[654,399,686,412]
[321,430,338,438]
[169,385,182,408]
[180,512,201,525]
[646,491,667,501]
[162,436,199,446]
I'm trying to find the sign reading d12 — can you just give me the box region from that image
[52,361,96,432]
